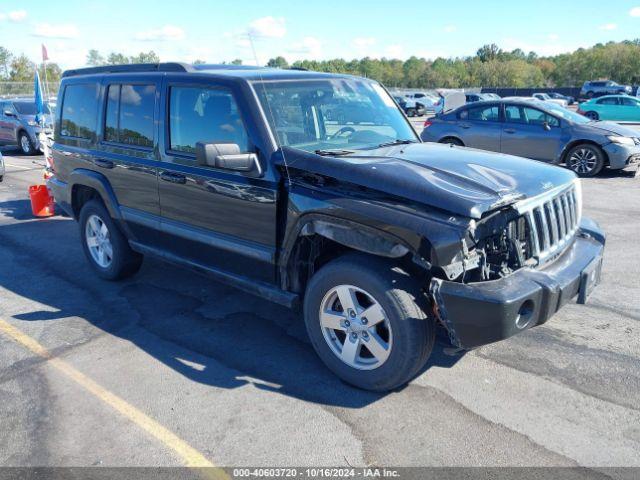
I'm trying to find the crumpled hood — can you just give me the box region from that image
[282,142,576,219]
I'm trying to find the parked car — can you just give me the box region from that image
[0,98,53,155]
[48,63,605,391]
[421,98,640,177]
[392,95,425,117]
[405,91,441,113]
[481,93,501,100]
[580,80,632,99]
[0,150,4,182]
[578,95,640,121]
[532,92,568,108]
[547,92,575,105]
[465,93,491,103]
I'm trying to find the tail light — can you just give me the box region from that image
[423,120,433,128]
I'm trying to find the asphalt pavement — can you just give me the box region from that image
[0,144,639,471]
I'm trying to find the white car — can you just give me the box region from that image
[0,151,4,182]
[532,92,568,108]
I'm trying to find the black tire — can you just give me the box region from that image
[303,253,435,391]
[79,199,143,280]
[439,137,463,146]
[565,143,605,177]
[18,131,35,156]
[407,108,416,117]
[584,111,599,121]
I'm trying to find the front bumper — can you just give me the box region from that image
[603,142,640,170]
[431,217,605,349]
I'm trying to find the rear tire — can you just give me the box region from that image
[303,253,435,391]
[79,199,143,280]
[566,143,605,177]
[585,111,599,121]
[439,137,463,146]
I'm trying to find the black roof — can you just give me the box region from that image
[61,62,355,82]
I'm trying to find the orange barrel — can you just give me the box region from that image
[28,185,55,217]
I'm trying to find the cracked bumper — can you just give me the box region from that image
[603,143,640,170]
[431,217,606,349]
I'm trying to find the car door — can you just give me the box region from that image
[93,77,162,246]
[0,102,19,142]
[618,96,640,121]
[0,102,9,141]
[455,103,502,152]
[157,78,278,284]
[501,104,563,162]
[595,97,621,120]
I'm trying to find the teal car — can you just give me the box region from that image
[578,95,640,122]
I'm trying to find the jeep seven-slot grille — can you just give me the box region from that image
[514,184,580,265]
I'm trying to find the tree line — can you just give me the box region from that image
[2,40,640,91]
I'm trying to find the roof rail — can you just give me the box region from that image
[62,62,193,78]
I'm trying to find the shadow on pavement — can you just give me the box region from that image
[0,198,463,408]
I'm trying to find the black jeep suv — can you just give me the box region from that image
[48,63,605,391]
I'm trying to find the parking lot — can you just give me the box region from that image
[0,138,639,471]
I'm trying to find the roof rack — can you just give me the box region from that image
[61,62,193,78]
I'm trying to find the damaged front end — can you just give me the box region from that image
[427,180,606,350]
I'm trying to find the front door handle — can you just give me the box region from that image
[504,128,516,134]
[160,171,187,184]
[94,158,114,169]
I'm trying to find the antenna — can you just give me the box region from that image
[247,33,292,187]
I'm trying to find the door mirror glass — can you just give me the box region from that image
[542,121,551,131]
[195,142,262,176]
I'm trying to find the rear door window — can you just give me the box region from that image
[596,97,619,105]
[103,84,155,148]
[461,104,500,122]
[60,83,99,139]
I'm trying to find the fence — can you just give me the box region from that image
[0,82,60,99]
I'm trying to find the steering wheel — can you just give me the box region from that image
[329,126,356,140]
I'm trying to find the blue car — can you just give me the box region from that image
[421,98,640,177]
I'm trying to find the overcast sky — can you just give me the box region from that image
[2,0,640,69]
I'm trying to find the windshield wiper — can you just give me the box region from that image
[376,139,418,148]
[314,149,355,156]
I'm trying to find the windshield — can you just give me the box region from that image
[544,102,591,124]
[253,78,418,153]
[13,102,51,115]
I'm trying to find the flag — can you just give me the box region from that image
[34,70,45,126]
[41,44,49,62]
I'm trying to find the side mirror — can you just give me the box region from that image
[542,122,552,131]
[195,142,262,176]
[3,109,16,117]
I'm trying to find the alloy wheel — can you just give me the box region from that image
[568,148,598,174]
[20,135,31,154]
[319,285,392,370]
[85,214,113,268]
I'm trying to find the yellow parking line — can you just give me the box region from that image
[0,319,227,477]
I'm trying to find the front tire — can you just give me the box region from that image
[566,144,605,177]
[18,132,35,155]
[303,254,435,391]
[79,199,143,280]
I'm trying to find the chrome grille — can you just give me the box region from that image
[514,183,581,265]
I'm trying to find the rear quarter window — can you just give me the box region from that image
[60,83,99,139]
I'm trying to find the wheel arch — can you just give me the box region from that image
[280,214,426,296]
[438,136,465,146]
[560,139,609,166]
[69,169,122,220]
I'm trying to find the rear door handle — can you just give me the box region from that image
[94,158,114,169]
[504,128,516,134]
[160,171,187,184]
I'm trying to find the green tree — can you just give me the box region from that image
[476,44,502,63]
[192,59,206,65]
[0,46,12,78]
[131,51,160,63]
[9,54,36,82]
[267,56,289,68]
[106,52,129,65]
[87,49,105,66]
